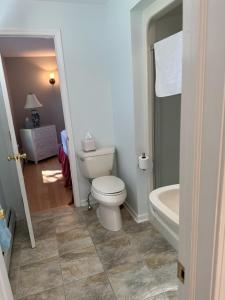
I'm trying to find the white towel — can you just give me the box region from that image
[154,31,183,97]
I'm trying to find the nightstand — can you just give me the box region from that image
[20,125,58,164]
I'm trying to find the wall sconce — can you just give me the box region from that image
[49,72,55,85]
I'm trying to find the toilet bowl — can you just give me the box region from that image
[91,176,127,231]
[77,147,127,231]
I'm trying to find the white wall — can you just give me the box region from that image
[106,0,136,213]
[0,0,114,204]
[107,0,181,218]
[0,0,181,219]
[107,0,159,216]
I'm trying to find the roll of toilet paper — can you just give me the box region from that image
[138,155,149,170]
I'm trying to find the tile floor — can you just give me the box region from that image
[9,205,178,300]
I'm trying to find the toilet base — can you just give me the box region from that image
[97,205,122,231]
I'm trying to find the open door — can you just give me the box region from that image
[0,54,35,248]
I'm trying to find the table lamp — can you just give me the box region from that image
[24,93,43,128]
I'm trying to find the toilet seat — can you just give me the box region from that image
[92,176,125,195]
[92,185,125,196]
[91,186,127,207]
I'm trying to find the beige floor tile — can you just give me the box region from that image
[164,290,178,300]
[31,210,54,224]
[17,257,63,299]
[61,252,104,283]
[108,260,164,300]
[55,214,85,234]
[9,267,20,298]
[18,286,65,300]
[10,206,178,300]
[58,235,93,257]
[20,237,58,266]
[64,273,116,300]
[33,218,56,241]
[96,235,140,271]
[153,262,178,294]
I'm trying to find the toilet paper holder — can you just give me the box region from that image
[138,152,150,171]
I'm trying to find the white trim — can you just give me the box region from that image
[179,0,225,298]
[0,29,81,207]
[53,30,81,207]
[124,201,149,223]
[80,197,97,207]
[80,199,89,207]
[187,1,208,297]
[211,80,225,300]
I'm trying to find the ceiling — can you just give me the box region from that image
[0,37,55,58]
[36,0,108,4]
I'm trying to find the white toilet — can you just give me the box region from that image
[78,147,127,231]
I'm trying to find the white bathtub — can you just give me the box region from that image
[149,184,179,250]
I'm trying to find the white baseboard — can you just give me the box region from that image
[80,196,97,207]
[80,199,88,207]
[124,202,149,223]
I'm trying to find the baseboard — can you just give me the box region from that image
[80,199,88,207]
[124,202,149,223]
[80,196,97,207]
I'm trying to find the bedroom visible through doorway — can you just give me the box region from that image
[1,36,74,213]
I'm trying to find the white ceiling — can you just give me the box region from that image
[0,37,55,58]
[36,0,108,4]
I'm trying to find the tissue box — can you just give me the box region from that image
[82,139,96,152]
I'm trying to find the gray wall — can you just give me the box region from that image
[4,56,65,145]
[151,5,182,187]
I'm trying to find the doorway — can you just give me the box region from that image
[130,0,183,298]
[0,31,80,298]
[1,37,73,213]
[149,5,183,189]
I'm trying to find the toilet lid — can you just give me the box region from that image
[92,176,125,194]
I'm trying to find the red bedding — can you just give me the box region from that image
[58,145,72,188]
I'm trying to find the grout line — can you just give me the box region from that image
[83,209,118,299]
[12,206,178,300]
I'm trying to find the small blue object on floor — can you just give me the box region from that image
[0,211,11,252]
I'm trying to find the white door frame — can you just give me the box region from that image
[131,0,225,298]
[179,0,225,299]
[0,29,81,208]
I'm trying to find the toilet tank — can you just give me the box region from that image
[78,147,115,179]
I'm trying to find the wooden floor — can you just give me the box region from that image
[23,157,73,213]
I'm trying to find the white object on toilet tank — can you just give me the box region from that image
[82,131,96,152]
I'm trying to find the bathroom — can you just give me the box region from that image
[0,0,225,299]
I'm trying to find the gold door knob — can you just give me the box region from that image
[18,153,27,160]
[0,209,5,220]
[7,153,27,161]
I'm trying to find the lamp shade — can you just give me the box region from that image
[24,93,42,110]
